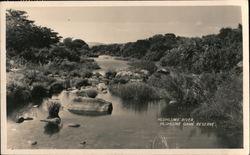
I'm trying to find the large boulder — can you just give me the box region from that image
[68,97,113,116]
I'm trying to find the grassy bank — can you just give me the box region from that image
[109,82,160,101]
[7,57,100,114]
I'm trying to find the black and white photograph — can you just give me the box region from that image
[1,1,249,154]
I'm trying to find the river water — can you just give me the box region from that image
[7,55,242,149]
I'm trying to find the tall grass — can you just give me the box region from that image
[191,73,243,126]
[148,72,205,106]
[109,82,159,101]
[129,60,157,74]
[47,100,61,119]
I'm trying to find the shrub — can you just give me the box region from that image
[49,82,64,94]
[70,70,81,77]
[190,71,243,130]
[24,69,56,86]
[148,72,205,106]
[31,84,49,100]
[7,82,31,112]
[82,71,93,78]
[129,61,157,74]
[46,100,61,119]
[105,70,117,79]
[85,89,98,98]
[109,82,159,101]
[87,62,101,70]
[75,79,90,89]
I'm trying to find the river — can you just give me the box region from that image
[7,55,242,149]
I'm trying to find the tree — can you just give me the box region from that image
[6,9,61,56]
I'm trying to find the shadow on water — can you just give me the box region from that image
[44,122,63,136]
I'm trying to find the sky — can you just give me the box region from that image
[14,6,241,44]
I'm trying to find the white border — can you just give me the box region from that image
[1,1,249,155]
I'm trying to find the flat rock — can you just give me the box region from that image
[68,97,113,116]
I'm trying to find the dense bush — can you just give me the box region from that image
[31,84,49,100]
[85,89,98,98]
[6,9,61,56]
[46,100,61,119]
[49,82,65,94]
[129,61,157,74]
[82,71,93,78]
[7,83,31,112]
[105,70,117,79]
[109,82,159,101]
[191,73,243,123]
[148,72,205,106]
[75,79,90,89]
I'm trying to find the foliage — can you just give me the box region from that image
[49,82,65,94]
[7,82,31,113]
[6,9,61,56]
[85,89,98,98]
[31,84,49,100]
[75,79,90,89]
[109,82,159,101]
[129,60,157,74]
[191,73,243,123]
[63,37,89,51]
[105,70,117,79]
[47,100,61,118]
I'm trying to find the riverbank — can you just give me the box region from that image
[7,55,243,149]
[7,57,101,114]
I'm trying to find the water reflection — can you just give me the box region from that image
[160,103,194,118]
[44,122,63,136]
[199,126,243,148]
[121,100,150,113]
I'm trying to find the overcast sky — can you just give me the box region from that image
[14,6,241,44]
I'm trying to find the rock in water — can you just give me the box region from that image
[40,117,61,124]
[169,100,177,104]
[68,97,113,116]
[68,123,81,128]
[16,117,24,123]
[28,140,37,146]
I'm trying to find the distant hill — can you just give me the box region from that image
[87,42,104,47]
